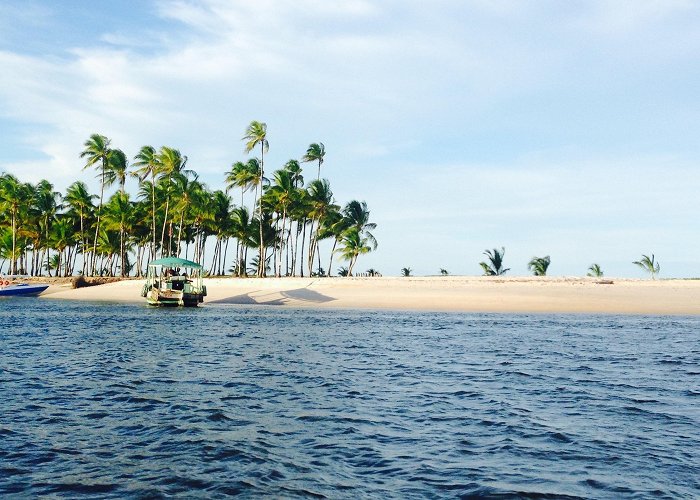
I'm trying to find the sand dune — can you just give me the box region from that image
[41,276,700,315]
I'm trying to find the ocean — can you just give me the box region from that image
[1,300,698,498]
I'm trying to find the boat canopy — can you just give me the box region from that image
[148,257,203,269]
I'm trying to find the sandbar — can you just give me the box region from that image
[41,276,700,315]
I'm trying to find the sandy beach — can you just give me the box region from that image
[40,276,700,315]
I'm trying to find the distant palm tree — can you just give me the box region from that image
[401,267,412,277]
[242,121,268,276]
[366,268,380,277]
[528,255,551,276]
[440,268,449,275]
[302,142,325,180]
[480,247,509,276]
[587,263,603,277]
[633,253,660,279]
[337,266,349,277]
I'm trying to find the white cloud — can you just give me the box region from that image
[0,0,698,276]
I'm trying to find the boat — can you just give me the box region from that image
[141,257,207,307]
[0,277,49,297]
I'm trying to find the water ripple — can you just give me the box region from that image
[1,301,699,498]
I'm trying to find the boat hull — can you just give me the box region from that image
[0,284,49,297]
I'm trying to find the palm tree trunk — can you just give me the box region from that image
[328,238,338,277]
[151,172,157,261]
[160,176,171,258]
[91,160,106,275]
[258,145,265,277]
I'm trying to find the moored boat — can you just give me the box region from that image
[0,277,49,297]
[141,257,207,307]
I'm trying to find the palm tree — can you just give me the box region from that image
[132,145,162,259]
[587,263,603,277]
[440,268,449,275]
[306,179,338,276]
[343,200,378,249]
[230,206,254,277]
[102,191,136,276]
[156,146,189,258]
[633,253,660,279]
[337,227,372,276]
[33,180,61,276]
[242,120,268,276]
[302,142,325,180]
[401,267,412,277]
[48,216,75,276]
[528,255,551,276]
[0,174,33,274]
[480,247,509,276]
[268,168,297,276]
[105,149,129,193]
[80,133,112,275]
[225,159,263,207]
[64,181,96,275]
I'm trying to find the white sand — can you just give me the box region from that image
[41,276,700,315]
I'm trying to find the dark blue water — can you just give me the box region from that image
[1,300,698,498]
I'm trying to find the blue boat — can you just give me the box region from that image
[0,281,49,297]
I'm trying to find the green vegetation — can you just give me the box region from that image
[587,263,603,277]
[480,247,509,276]
[528,255,551,276]
[440,268,449,276]
[633,253,660,279]
[401,267,412,277]
[0,122,377,277]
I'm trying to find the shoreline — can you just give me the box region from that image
[39,276,700,315]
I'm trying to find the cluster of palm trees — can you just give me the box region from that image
[0,121,378,278]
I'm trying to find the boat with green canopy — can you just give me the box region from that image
[141,257,207,307]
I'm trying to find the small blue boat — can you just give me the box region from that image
[0,282,49,297]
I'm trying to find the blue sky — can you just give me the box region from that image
[1,0,699,277]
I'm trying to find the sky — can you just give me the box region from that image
[1,0,699,277]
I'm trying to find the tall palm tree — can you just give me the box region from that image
[306,179,338,276]
[102,191,136,277]
[480,247,509,276]
[268,168,297,276]
[80,133,112,275]
[302,142,325,180]
[528,255,551,276]
[633,253,660,279]
[63,182,96,275]
[318,206,347,277]
[156,146,189,258]
[132,145,162,260]
[33,180,61,276]
[242,120,268,276]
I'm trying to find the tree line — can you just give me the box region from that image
[0,121,377,278]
